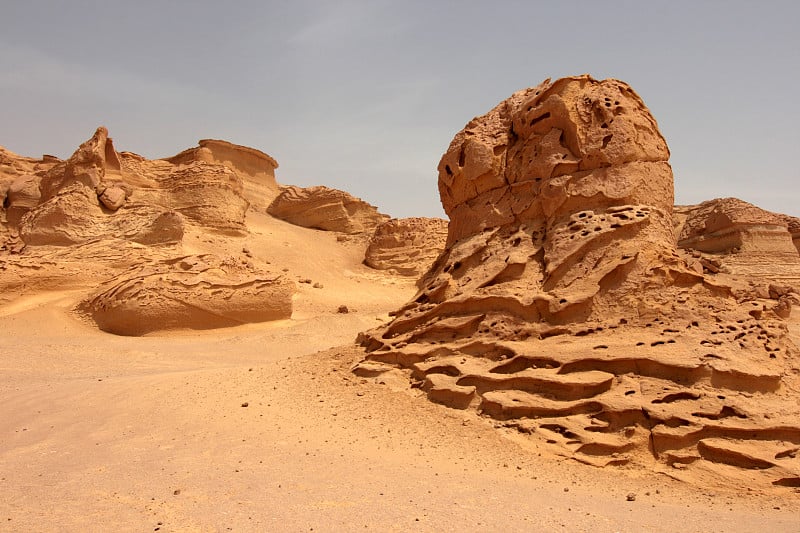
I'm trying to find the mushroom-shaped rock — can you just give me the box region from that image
[354,76,800,487]
[79,254,294,335]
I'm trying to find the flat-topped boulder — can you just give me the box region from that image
[79,254,294,335]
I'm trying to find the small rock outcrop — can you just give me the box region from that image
[268,185,388,234]
[79,254,294,335]
[364,217,448,278]
[355,75,800,487]
[165,139,280,209]
[676,198,800,287]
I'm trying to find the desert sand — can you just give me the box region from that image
[1,76,799,532]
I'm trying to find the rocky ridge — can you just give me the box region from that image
[364,217,448,279]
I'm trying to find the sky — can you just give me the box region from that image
[1,0,798,218]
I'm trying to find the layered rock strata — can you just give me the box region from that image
[355,76,800,487]
[268,185,388,234]
[364,217,448,278]
[79,254,294,335]
[676,198,800,287]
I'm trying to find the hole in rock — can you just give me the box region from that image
[529,112,551,127]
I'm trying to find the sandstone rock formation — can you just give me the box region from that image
[364,217,448,278]
[268,185,388,234]
[165,139,280,209]
[355,76,800,487]
[9,127,262,246]
[1,128,293,333]
[19,183,183,246]
[676,198,800,287]
[79,254,294,336]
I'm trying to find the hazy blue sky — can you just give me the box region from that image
[2,1,798,218]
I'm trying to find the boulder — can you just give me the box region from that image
[79,254,294,335]
[268,185,388,234]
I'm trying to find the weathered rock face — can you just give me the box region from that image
[165,139,280,209]
[1,128,292,333]
[5,174,42,225]
[411,75,681,326]
[79,254,294,336]
[268,185,388,234]
[355,76,800,487]
[39,126,122,202]
[364,217,448,279]
[676,198,800,288]
[132,162,250,234]
[677,198,799,256]
[11,127,258,246]
[19,183,183,246]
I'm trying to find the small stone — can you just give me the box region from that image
[173,489,181,496]
[241,402,249,407]
[337,305,349,314]
[626,493,636,501]
[313,282,323,289]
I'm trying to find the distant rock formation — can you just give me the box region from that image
[268,185,388,234]
[165,139,280,209]
[364,217,448,278]
[1,128,293,332]
[79,254,294,335]
[676,198,800,287]
[9,127,267,245]
[355,75,800,487]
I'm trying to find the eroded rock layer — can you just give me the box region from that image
[364,217,448,279]
[79,254,294,336]
[1,128,293,332]
[676,198,800,288]
[355,76,800,487]
[268,185,388,234]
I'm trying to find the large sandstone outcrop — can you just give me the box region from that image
[1,129,292,334]
[79,254,294,336]
[12,127,260,245]
[355,76,800,487]
[364,217,448,279]
[268,185,388,234]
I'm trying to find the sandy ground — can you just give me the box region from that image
[1,214,799,532]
